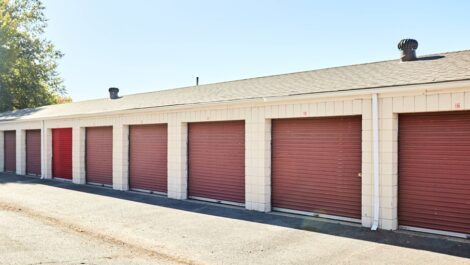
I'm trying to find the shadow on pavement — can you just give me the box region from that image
[1,173,469,259]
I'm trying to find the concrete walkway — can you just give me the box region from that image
[0,173,469,265]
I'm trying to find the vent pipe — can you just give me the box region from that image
[108,87,120,99]
[398,39,418,62]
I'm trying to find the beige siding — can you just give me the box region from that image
[113,124,129,190]
[72,126,86,184]
[16,129,26,175]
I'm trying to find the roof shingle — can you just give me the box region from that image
[2,50,470,121]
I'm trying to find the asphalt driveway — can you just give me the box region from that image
[0,173,468,265]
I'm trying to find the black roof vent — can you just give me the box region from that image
[108,87,120,99]
[398,39,418,62]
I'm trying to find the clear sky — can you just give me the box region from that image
[42,0,470,102]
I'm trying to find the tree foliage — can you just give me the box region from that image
[0,0,66,112]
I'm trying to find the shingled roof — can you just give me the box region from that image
[1,49,470,122]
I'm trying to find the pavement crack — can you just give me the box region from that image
[0,200,203,265]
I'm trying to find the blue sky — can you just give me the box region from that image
[43,0,470,101]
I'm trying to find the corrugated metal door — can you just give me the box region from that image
[4,131,16,172]
[399,111,470,235]
[272,116,362,219]
[129,124,168,193]
[188,121,245,204]
[26,130,41,175]
[52,128,72,179]
[86,126,113,186]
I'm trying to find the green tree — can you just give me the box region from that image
[0,0,66,112]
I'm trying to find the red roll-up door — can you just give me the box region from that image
[4,131,16,173]
[129,124,168,193]
[26,130,41,175]
[272,116,362,219]
[86,126,113,186]
[52,128,72,179]
[188,121,245,204]
[399,111,470,235]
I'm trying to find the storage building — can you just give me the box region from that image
[1,40,469,238]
